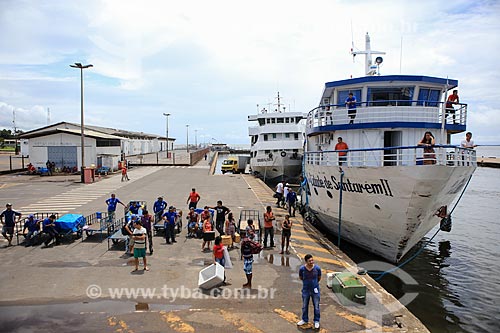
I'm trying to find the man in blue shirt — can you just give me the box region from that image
[1,203,22,247]
[129,202,140,215]
[345,92,357,124]
[286,188,298,217]
[22,214,40,247]
[162,206,178,244]
[42,214,59,247]
[153,197,167,223]
[297,254,322,329]
[105,194,125,223]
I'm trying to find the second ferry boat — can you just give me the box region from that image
[248,93,307,182]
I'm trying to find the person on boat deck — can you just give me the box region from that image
[345,92,357,124]
[418,131,436,165]
[446,90,459,124]
[334,137,349,166]
[461,132,477,149]
[460,132,477,166]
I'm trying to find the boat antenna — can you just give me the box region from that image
[350,20,355,63]
[399,35,403,74]
[351,32,386,76]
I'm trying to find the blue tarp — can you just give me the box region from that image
[55,214,86,232]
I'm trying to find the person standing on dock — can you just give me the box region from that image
[186,188,201,210]
[106,194,126,224]
[286,188,297,217]
[280,215,292,255]
[162,206,178,244]
[1,203,22,247]
[275,182,284,208]
[345,92,357,124]
[297,254,321,330]
[210,200,230,236]
[263,206,276,248]
[141,210,154,255]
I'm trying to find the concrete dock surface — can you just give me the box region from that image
[0,159,429,333]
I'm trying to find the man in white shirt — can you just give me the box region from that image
[461,132,477,149]
[460,132,477,166]
[275,182,284,207]
[283,184,290,209]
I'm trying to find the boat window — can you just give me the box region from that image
[265,150,270,154]
[277,118,284,123]
[266,118,271,124]
[285,118,290,123]
[285,133,290,138]
[367,87,414,106]
[258,119,265,126]
[264,134,268,141]
[272,133,277,139]
[271,118,276,124]
[417,88,441,107]
[294,133,299,140]
[337,89,362,107]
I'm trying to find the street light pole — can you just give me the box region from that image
[194,129,198,148]
[186,124,190,153]
[70,62,93,183]
[162,113,171,160]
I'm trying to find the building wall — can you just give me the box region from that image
[29,133,96,169]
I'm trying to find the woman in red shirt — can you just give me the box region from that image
[213,236,226,284]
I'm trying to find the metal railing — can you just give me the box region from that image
[307,100,468,128]
[305,145,476,167]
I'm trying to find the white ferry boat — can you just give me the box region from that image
[248,93,307,181]
[302,33,476,263]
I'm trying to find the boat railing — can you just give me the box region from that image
[307,100,467,128]
[305,145,476,167]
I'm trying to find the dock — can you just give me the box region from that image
[0,157,429,332]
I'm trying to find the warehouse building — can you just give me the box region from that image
[18,122,174,171]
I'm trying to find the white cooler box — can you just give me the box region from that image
[198,262,225,289]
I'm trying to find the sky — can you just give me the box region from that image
[1,0,499,145]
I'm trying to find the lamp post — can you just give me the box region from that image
[70,62,93,183]
[194,129,198,148]
[162,113,171,160]
[186,124,190,153]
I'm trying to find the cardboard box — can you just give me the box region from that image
[234,232,241,243]
[331,272,366,305]
[221,235,232,246]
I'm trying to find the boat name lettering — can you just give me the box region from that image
[308,175,393,197]
[257,158,273,162]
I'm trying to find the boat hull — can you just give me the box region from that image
[303,164,476,262]
[250,155,302,181]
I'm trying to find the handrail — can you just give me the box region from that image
[304,145,476,167]
[307,100,468,128]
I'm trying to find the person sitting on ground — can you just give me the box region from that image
[42,214,59,247]
[27,163,36,175]
[187,207,199,238]
[132,220,148,272]
[22,214,40,247]
[224,212,236,249]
